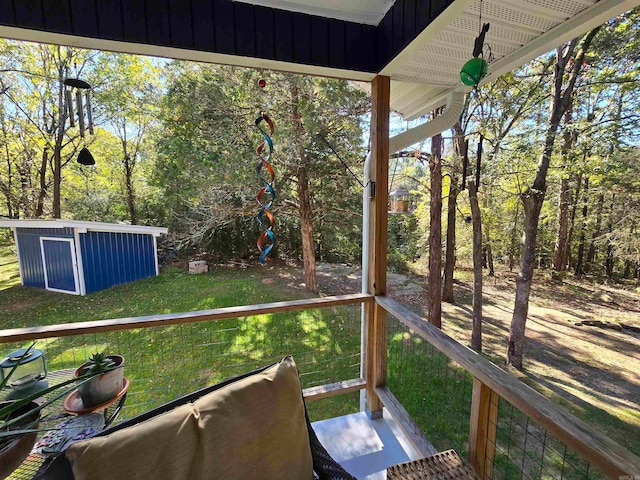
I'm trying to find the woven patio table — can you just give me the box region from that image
[387,449,479,480]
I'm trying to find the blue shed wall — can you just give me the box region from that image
[79,231,156,293]
[15,228,74,288]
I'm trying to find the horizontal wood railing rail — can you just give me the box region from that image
[0,293,373,343]
[304,378,367,401]
[376,295,640,478]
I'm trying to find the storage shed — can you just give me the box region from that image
[0,220,168,295]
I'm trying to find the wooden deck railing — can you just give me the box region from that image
[376,295,640,479]
[0,294,372,411]
[2,292,639,478]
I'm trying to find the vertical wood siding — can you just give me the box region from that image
[79,232,156,294]
[0,0,454,74]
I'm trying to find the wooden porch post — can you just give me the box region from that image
[469,378,499,479]
[365,75,390,417]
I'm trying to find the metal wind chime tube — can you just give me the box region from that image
[64,76,96,165]
[255,112,276,264]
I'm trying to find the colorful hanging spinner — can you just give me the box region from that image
[255,112,276,264]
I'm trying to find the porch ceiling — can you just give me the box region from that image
[0,0,638,120]
[380,0,640,119]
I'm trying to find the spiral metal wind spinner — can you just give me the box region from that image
[255,112,276,264]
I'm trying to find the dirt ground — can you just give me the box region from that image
[279,263,640,451]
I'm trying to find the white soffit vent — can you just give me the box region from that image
[386,0,632,120]
[232,0,396,25]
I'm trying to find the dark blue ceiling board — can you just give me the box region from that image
[96,0,123,41]
[234,2,255,57]
[170,0,193,49]
[378,8,393,67]
[255,6,275,60]
[0,0,452,76]
[416,0,432,34]
[292,11,311,65]
[361,24,376,72]
[146,0,171,46]
[213,0,234,54]
[192,0,214,51]
[345,22,363,71]
[0,0,15,25]
[42,0,71,33]
[392,0,404,56]
[431,0,449,18]
[122,0,147,43]
[404,0,417,45]
[327,19,345,69]
[273,9,293,62]
[70,0,97,37]
[311,16,329,67]
[13,0,44,30]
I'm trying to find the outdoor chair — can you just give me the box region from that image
[38,356,356,480]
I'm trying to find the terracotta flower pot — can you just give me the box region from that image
[75,355,125,408]
[0,401,40,478]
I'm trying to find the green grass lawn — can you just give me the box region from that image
[0,245,21,291]
[0,250,362,421]
[0,248,629,477]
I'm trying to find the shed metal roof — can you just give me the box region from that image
[0,220,168,236]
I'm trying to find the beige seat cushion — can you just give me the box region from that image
[66,356,314,480]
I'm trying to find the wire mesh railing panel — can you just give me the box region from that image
[0,303,362,422]
[488,395,604,480]
[387,314,474,455]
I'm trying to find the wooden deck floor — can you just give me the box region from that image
[312,408,437,479]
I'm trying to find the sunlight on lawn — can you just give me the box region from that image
[0,245,20,291]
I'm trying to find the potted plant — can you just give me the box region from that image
[1,345,120,477]
[75,352,125,408]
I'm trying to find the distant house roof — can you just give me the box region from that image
[0,219,168,237]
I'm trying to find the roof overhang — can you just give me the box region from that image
[0,220,168,236]
[0,0,638,118]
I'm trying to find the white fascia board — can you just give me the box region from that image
[0,26,376,82]
[404,0,640,120]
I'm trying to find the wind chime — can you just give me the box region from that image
[64,76,95,165]
[254,78,276,264]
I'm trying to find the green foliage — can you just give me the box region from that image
[81,352,116,376]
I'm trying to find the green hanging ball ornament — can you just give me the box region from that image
[460,57,488,87]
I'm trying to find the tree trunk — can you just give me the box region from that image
[428,131,443,328]
[443,176,459,303]
[553,101,575,272]
[52,147,62,219]
[291,84,318,293]
[605,194,615,278]
[467,177,482,352]
[35,148,49,218]
[507,29,599,369]
[585,192,604,272]
[122,135,137,225]
[509,204,520,271]
[443,123,465,303]
[297,166,318,292]
[575,177,589,276]
[508,189,545,368]
[553,177,571,271]
[565,172,583,270]
[485,229,495,277]
[125,154,137,224]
